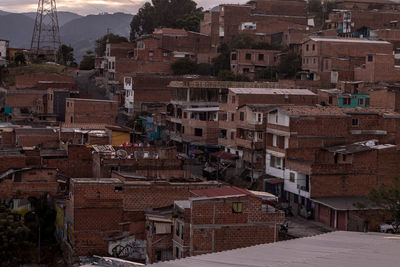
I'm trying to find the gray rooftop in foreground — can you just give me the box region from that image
[149,231,400,267]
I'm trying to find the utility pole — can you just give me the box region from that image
[31,0,61,60]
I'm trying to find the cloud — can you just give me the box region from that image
[0,0,248,15]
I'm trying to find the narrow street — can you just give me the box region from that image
[286,216,333,238]
[73,70,107,100]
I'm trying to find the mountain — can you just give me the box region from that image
[60,12,133,61]
[23,11,82,27]
[0,11,133,61]
[0,14,34,48]
[0,11,10,16]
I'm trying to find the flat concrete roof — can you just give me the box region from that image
[149,231,400,267]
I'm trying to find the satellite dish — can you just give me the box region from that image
[116,150,128,159]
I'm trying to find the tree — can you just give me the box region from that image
[130,0,203,41]
[79,50,95,70]
[278,52,302,78]
[0,205,35,265]
[95,33,128,57]
[14,52,26,66]
[364,179,400,232]
[217,70,250,82]
[171,58,198,75]
[56,44,75,66]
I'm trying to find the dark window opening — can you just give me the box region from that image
[258,54,264,61]
[194,128,203,137]
[245,53,251,60]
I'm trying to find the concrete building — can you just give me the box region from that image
[0,39,9,66]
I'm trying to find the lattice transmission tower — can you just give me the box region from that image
[31,0,61,54]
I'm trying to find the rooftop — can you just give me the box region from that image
[149,231,400,267]
[277,105,347,116]
[308,37,392,44]
[190,186,251,197]
[230,88,316,95]
[311,196,379,211]
[325,140,396,154]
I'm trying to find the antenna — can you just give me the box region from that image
[31,0,61,58]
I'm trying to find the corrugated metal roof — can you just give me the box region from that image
[309,37,391,44]
[230,88,316,95]
[149,231,400,267]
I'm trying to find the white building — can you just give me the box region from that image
[0,40,9,66]
[124,76,134,114]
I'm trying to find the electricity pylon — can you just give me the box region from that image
[31,0,61,54]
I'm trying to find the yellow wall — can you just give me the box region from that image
[112,130,130,146]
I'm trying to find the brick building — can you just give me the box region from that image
[354,53,400,83]
[200,0,308,47]
[230,49,280,78]
[172,186,284,259]
[65,98,118,125]
[0,167,66,199]
[63,177,223,263]
[219,88,317,177]
[166,81,291,157]
[301,37,393,85]
[264,105,400,230]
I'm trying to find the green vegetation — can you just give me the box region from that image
[14,52,26,66]
[217,70,250,82]
[171,58,213,75]
[95,33,129,57]
[307,0,337,26]
[79,50,95,70]
[56,44,76,66]
[0,205,35,265]
[360,179,400,232]
[0,63,69,87]
[130,0,203,40]
[278,52,302,78]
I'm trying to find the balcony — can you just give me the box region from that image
[236,138,263,150]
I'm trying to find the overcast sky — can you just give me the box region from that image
[0,0,248,15]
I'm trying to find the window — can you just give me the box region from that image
[312,44,315,51]
[258,54,264,61]
[306,44,309,51]
[70,116,73,123]
[272,135,278,147]
[231,96,235,103]
[194,128,203,136]
[175,247,180,259]
[149,51,154,57]
[257,132,263,140]
[183,112,187,119]
[328,96,333,104]
[334,153,338,164]
[243,68,250,73]
[257,113,262,122]
[163,52,168,57]
[289,172,295,183]
[325,60,329,70]
[358,98,365,106]
[232,202,243,213]
[240,112,244,121]
[112,62,115,69]
[342,97,351,105]
[231,113,235,121]
[231,131,235,140]
[365,98,370,106]
[352,118,359,126]
[231,53,237,60]
[245,53,251,60]
[367,54,373,62]
[342,154,346,162]
[313,58,316,64]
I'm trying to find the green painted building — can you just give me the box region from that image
[338,94,370,108]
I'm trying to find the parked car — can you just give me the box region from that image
[378,222,399,233]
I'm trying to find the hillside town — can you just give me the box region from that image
[1,0,400,266]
